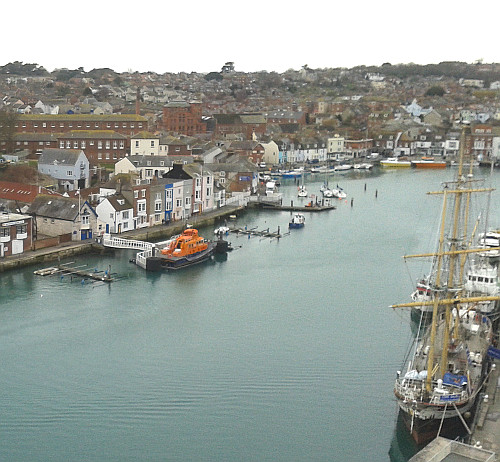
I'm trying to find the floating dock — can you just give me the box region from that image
[34,262,115,283]
[229,226,284,239]
[257,201,335,212]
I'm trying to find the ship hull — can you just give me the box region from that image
[411,161,447,169]
[398,403,475,445]
[146,245,216,271]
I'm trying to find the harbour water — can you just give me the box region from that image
[2,167,500,461]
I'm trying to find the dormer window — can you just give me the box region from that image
[117,199,125,205]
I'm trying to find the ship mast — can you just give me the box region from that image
[392,126,500,393]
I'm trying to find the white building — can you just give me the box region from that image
[95,195,134,234]
[130,133,160,156]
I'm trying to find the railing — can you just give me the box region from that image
[395,378,469,404]
[135,249,153,269]
[102,234,154,251]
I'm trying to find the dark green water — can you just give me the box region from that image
[2,167,499,461]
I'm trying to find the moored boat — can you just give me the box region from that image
[380,157,411,168]
[392,126,500,445]
[411,157,447,169]
[289,213,305,229]
[146,228,216,271]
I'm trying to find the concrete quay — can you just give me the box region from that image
[471,358,500,455]
[0,205,244,274]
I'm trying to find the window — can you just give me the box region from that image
[66,141,71,148]
[119,141,124,149]
[150,141,155,147]
[81,215,89,225]
[135,141,139,147]
[0,228,9,237]
[113,141,118,149]
[98,141,103,149]
[105,141,110,149]
[73,141,78,148]
[67,170,73,176]
[155,201,162,212]
[81,141,86,149]
[141,189,146,198]
[123,222,128,230]
[134,190,138,198]
[122,211,129,219]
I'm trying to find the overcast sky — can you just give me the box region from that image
[2,0,498,74]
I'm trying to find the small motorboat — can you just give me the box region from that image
[289,213,305,229]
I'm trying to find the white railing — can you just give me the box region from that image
[135,249,153,269]
[102,233,154,251]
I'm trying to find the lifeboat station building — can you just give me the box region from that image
[0,213,33,257]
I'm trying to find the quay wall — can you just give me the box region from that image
[0,205,245,274]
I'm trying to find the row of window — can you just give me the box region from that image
[60,140,125,149]
[18,122,144,129]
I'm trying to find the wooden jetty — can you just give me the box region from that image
[229,226,283,239]
[34,262,115,283]
[257,201,335,212]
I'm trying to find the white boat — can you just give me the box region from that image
[298,185,308,197]
[392,126,500,445]
[331,185,347,199]
[289,213,305,229]
[380,157,411,168]
[214,226,230,236]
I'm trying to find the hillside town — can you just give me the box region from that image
[1,60,500,258]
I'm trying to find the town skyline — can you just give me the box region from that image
[3,0,498,75]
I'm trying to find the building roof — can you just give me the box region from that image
[38,149,85,165]
[18,114,147,122]
[126,155,173,168]
[105,194,133,212]
[59,130,127,140]
[13,133,59,142]
[131,131,160,139]
[28,195,82,221]
[0,212,32,225]
[0,181,60,203]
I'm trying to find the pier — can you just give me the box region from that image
[255,200,336,212]
[34,262,116,283]
[228,226,284,239]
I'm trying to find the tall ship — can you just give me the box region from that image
[392,126,500,445]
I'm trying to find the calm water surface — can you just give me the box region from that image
[2,167,500,461]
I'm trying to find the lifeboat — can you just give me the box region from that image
[145,228,217,271]
[161,228,209,257]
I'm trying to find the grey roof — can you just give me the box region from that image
[106,194,133,212]
[127,155,174,168]
[28,195,81,221]
[38,149,85,166]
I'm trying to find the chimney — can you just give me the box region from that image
[136,87,141,115]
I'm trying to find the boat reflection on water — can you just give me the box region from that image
[388,411,420,462]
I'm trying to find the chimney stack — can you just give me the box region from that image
[136,87,141,115]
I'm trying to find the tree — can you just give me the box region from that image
[0,109,18,154]
[425,85,445,97]
[205,72,223,82]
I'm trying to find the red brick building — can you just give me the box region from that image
[213,113,267,140]
[15,114,148,136]
[57,131,129,166]
[162,101,206,136]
